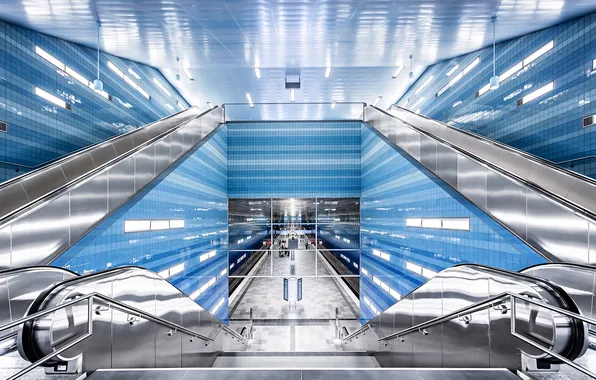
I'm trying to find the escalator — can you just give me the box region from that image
[0,106,223,270]
[365,105,596,264]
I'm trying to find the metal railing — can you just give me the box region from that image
[344,291,596,378]
[0,291,245,380]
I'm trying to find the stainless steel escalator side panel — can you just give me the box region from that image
[365,106,596,264]
[17,266,230,372]
[0,227,10,270]
[0,267,77,341]
[356,264,583,370]
[0,107,223,271]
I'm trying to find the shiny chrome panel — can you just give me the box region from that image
[343,264,587,370]
[365,105,596,263]
[0,107,223,270]
[17,266,241,372]
[0,267,76,341]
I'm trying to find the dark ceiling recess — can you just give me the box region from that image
[285,74,300,89]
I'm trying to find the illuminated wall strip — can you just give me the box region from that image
[517,81,554,106]
[477,40,553,97]
[437,57,480,97]
[190,276,217,299]
[199,250,217,262]
[219,268,227,277]
[158,262,185,279]
[363,296,380,315]
[372,275,401,300]
[124,219,185,233]
[176,100,185,110]
[108,61,151,100]
[211,297,225,314]
[415,75,434,95]
[340,254,351,262]
[406,217,469,231]
[35,87,71,110]
[372,248,390,261]
[406,261,437,279]
[182,67,194,80]
[361,267,369,276]
[152,77,171,97]
[128,68,141,79]
[446,64,459,76]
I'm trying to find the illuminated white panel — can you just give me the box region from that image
[523,40,554,66]
[176,100,185,110]
[372,249,390,261]
[158,269,169,278]
[406,218,422,227]
[342,238,351,244]
[166,104,174,111]
[389,289,401,300]
[153,77,171,97]
[128,68,141,79]
[220,269,227,277]
[35,87,68,109]
[446,65,459,76]
[500,61,524,83]
[361,267,368,276]
[353,262,358,268]
[442,218,470,231]
[406,261,423,275]
[137,87,150,100]
[415,75,434,95]
[335,235,341,240]
[124,220,150,233]
[211,297,224,314]
[229,263,235,269]
[363,297,380,315]
[593,59,596,70]
[478,83,491,97]
[65,67,90,86]
[150,220,170,231]
[107,61,125,78]
[340,254,350,262]
[325,66,332,78]
[254,67,261,79]
[182,67,194,80]
[422,219,442,229]
[422,267,438,279]
[124,75,138,89]
[403,98,409,107]
[169,220,185,229]
[237,253,247,263]
[463,57,480,75]
[169,263,185,276]
[200,250,217,262]
[35,46,65,70]
[520,81,554,105]
[392,66,403,78]
[412,97,426,109]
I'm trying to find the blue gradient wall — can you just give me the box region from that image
[0,21,189,183]
[359,123,546,322]
[397,12,596,178]
[52,126,228,321]
[227,121,361,198]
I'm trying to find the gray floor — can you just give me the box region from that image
[0,349,71,380]
[87,368,521,380]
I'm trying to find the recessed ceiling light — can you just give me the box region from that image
[182,67,194,81]
[325,66,331,78]
[373,96,382,107]
[392,67,403,79]
[254,67,261,79]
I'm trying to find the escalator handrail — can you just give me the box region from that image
[0,106,218,230]
[342,262,578,342]
[0,265,79,278]
[0,107,193,190]
[388,104,596,187]
[368,105,596,225]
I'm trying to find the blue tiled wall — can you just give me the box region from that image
[359,123,546,322]
[227,121,361,198]
[397,12,596,178]
[0,21,190,183]
[52,126,228,321]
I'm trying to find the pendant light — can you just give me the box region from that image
[176,57,181,81]
[489,16,499,90]
[408,54,414,80]
[92,21,104,92]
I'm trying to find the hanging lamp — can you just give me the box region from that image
[489,16,499,90]
[176,57,181,81]
[92,20,104,92]
[409,54,414,80]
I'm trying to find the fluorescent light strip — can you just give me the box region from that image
[437,57,479,97]
[340,254,350,262]
[108,61,150,100]
[254,67,261,79]
[415,75,434,95]
[35,46,65,69]
[361,267,369,276]
[152,77,171,97]
[182,67,194,80]
[519,81,554,105]
[593,58,596,71]
[392,66,403,78]
[406,261,438,279]
[246,93,254,108]
[372,276,401,300]
[325,66,332,78]
[158,262,185,279]
[290,89,295,102]
[176,100,185,110]
[462,57,480,74]
[211,297,225,314]
[363,297,380,316]
[128,68,141,80]
[372,249,390,261]
[199,250,217,262]
[166,104,174,111]
[411,97,426,109]
[190,276,217,299]
[220,268,227,277]
[331,101,337,109]
[477,40,553,97]
[406,217,469,231]
[446,64,459,77]
[125,219,184,233]
[373,96,382,107]
[35,87,69,109]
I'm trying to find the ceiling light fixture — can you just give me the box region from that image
[246,93,254,108]
[325,66,332,78]
[409,55,414,80]
[182,67,194,81]
[489,16,499,90]
[392,66,403,79]
[290,89,295,102]
[175,57,180,81]
[92,20,104,92]
[254,67,261,79]
[373,96,382,107]
[331,100,337,109]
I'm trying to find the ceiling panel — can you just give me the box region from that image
[1,0,595,116]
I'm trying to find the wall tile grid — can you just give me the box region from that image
[227,121,361,198]
[396,12,596,178]
[0,21,190,183]
[359,124,547,322]
[52,126,228,321]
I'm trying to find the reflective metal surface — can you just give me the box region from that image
[0,107,223,270]
[366,105,596,264]
[0,266,76,341]
[17,266,241,372]
[343,264,586,370]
